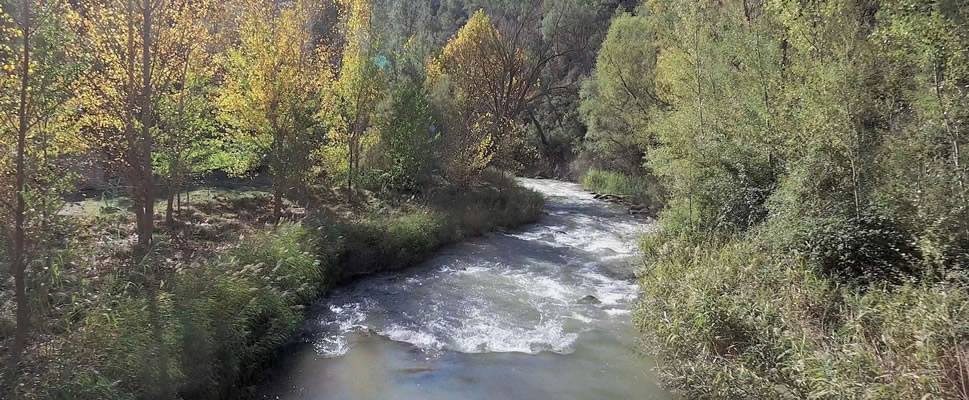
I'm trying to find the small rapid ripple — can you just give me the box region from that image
[262,179,668,400]
[303,179,647,358]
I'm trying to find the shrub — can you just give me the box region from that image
[19,224,322,400]
[795,211,922,284]
[372,81,436,193]
[637,234,969,400]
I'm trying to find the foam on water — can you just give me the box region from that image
[449,318,579,354]
[301,178,649,359]
[379,324,444,351]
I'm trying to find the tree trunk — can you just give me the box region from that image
[140,2,168,397]
[850,156,861,218]
[166,190,175,226]
[932,62,967,204]
[273,184,283,224]
[526,106,549,162]
[347,136,354,202]
[138,0,154,249]
[11,0,31,361]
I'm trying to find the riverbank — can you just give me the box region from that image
[1,172,544,400]
[635,226,969,399]
[580,168,661,218]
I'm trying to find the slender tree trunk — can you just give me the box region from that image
[11,0,31,362]
[139,3,168,398]
[273,184,283,224]
[124,0,139,240]
[139,0,154,248]
[934,62,967,203]
[167,52,190,227]
[526,106,549,162]
[270,124,283,224]
[849,155,861,218]
[166,190,175,226]
[347,136,354,201]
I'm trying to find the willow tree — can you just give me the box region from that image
[875,0,969,268]
[578,8,665,175]
[427,10,528,183]
[218,0,330,222]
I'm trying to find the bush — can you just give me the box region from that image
[637,234,969,400]
[794,211,922,284]
[17,224,322,400]
[315,211,443,281]
[372,82,436,193]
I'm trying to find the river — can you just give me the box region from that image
[259,179,671,400]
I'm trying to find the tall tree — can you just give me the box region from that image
[155,1,217,226]
[218,0,330,222]
[0,0,78,362]
[429,5,580,180]
[75,0,205,249]
[326,0,383,197]
[578,8,665,175]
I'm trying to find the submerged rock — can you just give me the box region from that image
[577,295,601,305]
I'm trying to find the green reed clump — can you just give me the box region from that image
[315,171,544,282]
[582,168,661,207]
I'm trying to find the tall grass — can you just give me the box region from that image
[18,224,321,400]
[637,229,969,399]
[315,171,544,283]
[581,168,660,207]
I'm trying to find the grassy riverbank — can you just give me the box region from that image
[581,168,663,210]
[1,173,543,400]
[636,224,969,399]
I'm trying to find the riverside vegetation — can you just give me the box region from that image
[578,0,969,399]
[2,0,967,399]
[0,0,565,397]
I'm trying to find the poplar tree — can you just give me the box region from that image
[0,0,78,361]
[218,0,331,222]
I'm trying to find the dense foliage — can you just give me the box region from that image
[576,0,969,398]
[2,0,966,397]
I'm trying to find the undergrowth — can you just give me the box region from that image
[637,227,969,399]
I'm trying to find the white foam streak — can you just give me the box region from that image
[306,179,650,359]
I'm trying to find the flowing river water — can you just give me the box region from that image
[260,179,671,400]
